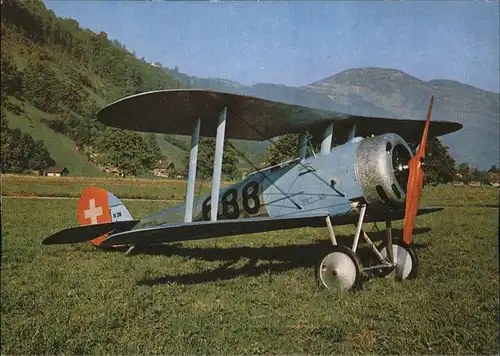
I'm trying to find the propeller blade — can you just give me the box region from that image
[403,96,434,244]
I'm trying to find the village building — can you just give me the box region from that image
[104,167,125,177]
[153,161,177,178]
[45,166,69,177]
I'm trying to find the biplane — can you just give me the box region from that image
[42,89,462,291]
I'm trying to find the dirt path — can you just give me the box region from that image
[2,195,184,203]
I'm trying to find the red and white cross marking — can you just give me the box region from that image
[84,198,103,224]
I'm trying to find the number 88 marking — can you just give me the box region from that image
[222,188,239,219]
[201,181,261,220]
[242,181,260,215]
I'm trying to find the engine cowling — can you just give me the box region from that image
[355,133,413,210]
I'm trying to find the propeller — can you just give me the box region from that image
[403,95,434,245]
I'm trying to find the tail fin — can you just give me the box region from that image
[77,187,134,247]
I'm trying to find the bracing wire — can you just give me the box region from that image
[230,111,338,190]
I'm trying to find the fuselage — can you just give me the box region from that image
[136,133,413,230]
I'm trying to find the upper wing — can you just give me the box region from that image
[96,89,462,142]
[99,207,442,248]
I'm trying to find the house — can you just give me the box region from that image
[104,167,125,177]
[487,172,500,187]
[152,168,168,177]
[165,161,176,176]
[153,161,177,178]
[45,166,69,177]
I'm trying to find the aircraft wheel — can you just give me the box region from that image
[315,245,362,291]
[378,242,419,280]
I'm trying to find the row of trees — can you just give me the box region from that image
[456,163,499,185]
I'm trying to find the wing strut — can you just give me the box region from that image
[184,117,201,222]
[320,123,334,155]
[298,131,308,160]
[210,107,227,221]
[348,124,356,140]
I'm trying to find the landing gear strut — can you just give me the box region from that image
[316,205,420,291]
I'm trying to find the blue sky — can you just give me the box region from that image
[44,1,499,93]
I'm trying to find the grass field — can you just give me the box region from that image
[1,176,499,354]
[0,174,233,201]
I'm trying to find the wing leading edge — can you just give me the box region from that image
[96,89,462,143]
[99,207,443,248]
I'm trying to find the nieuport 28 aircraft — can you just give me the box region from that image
[43,89,462,291]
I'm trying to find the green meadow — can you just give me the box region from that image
[1,176,499,354]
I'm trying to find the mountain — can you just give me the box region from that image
[165,67,499,169]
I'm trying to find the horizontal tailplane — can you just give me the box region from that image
[42,220,140,245]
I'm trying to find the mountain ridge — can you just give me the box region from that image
[165,66,499,169]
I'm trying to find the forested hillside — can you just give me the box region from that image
[1,0,186,176]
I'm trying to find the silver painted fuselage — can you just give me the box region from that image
[136,133,413,230]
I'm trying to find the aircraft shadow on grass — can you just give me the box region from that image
[127,227,431,286]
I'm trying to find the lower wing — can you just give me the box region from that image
[98,207,443,248]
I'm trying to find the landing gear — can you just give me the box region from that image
[317,205,420,291]
[377,242,419,280]
[315,245,362,291]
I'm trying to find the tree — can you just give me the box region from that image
[488,165,498,173]
[264,134,298,165]
[1,53,23,100]
[482,172,492,186]
[28,140,55,173]
[422,138,456,184]
[457,162,474,183]
[184,137,239,180]
[409,137,456,184]
[458,162,471,178]
[95,128,158,176]
[1,111,55,174]
[469,167,484,183]
[22,59,61,112]
[145,133,163,167]
[264,134,319,165]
